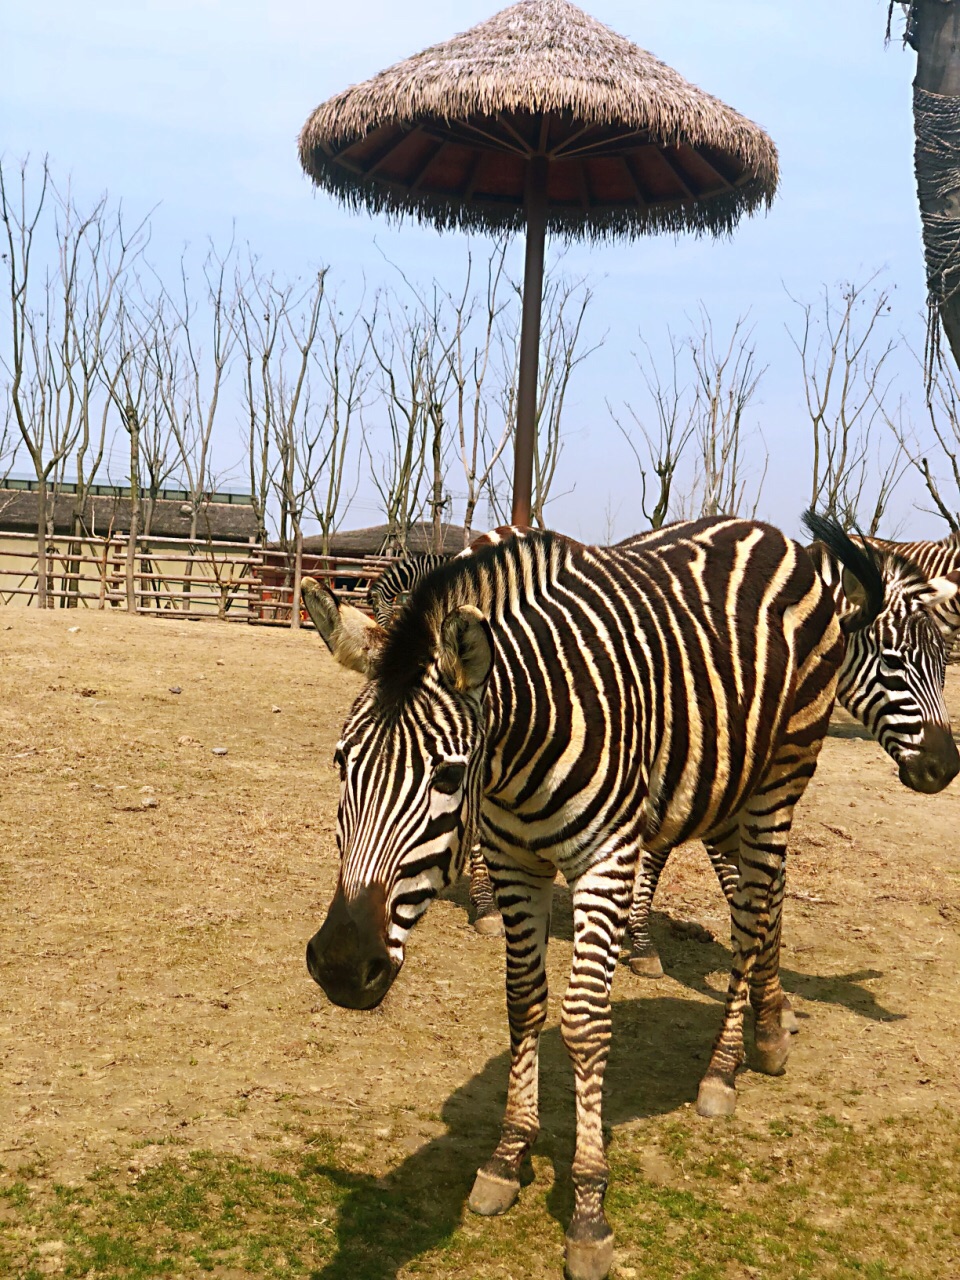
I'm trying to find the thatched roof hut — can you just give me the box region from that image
[298,0,779,241]
[299,0,778,526]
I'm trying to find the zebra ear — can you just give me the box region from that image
[301,577,386,677]
[841,566,870,614]
[437,606,493,696]
[916,570,960,608]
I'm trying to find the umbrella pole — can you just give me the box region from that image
[511,157,548,528]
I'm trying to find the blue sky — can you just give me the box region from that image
[3,0,943,540]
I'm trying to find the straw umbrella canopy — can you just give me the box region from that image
[299,0,778,526]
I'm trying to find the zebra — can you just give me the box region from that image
[366,535,532,936]
[301,514,871,1280]
[625,511,960,981]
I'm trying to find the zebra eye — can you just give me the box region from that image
[333,748,347,781]
[432,761,466,794]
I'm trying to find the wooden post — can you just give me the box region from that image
[511,155,548,529]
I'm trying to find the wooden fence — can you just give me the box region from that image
[0,532,393,625]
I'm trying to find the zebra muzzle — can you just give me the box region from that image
[897,723,960,794]
[306,884,398,1010]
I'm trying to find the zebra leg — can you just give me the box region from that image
[468,842,504,937]
[697,706,825,1120]
[468,864,553,1217]
[626,845,670,977]
[749,861,792,1073]
[696,836,783,1119]
[706,830,798,1036]
[562,846,635,1280]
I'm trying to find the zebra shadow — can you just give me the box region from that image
[306,991,723,1280]
[443,879,901,1026]
[621,910,902,1027]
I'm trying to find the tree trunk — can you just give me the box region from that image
[36,481,49,609]
[431,413,444,552]
[290,526,303,631]
[912,1,960,372]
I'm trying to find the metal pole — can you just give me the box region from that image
[511,156,548,528]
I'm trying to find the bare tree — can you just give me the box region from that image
[789,277,906,533]
[107,295,163,611]
[158,242,238,542]
[0,157,146,606]
[612,313,765,529]
[260,269,328,627]
[899,354,960,530]
[687,310,768,520]
[428,240,514,546]
[611,332,697,530]
[236,255,278,546]
[153,242,240,607]
[365,297,439,553]
[308,294,369,554]
[494,266,597,529]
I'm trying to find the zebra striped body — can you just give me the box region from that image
[302,517,844,1280]
[368,554,447,627]
[626,517,960,979]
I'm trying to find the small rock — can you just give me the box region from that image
[140,786,154,794]
[212,747,228,757]
[140,796,159,810]
[177,735,201,747]
[272,705,282,714]
[216,659,225,666]
[67,626,79,633]
[168,686,182,695]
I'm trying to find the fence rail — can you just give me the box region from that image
[0,531,395,626]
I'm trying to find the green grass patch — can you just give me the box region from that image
[1,1112,958,1279]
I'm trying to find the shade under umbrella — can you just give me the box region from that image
[299,0,778,525]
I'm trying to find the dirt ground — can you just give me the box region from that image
[2,608,960,1225]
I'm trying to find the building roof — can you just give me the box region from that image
[293,522,469,558]
[0,488,259,542]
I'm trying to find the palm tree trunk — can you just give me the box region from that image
[911,1,960,373]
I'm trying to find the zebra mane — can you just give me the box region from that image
[370,532,558,715]
[801,509,885,628]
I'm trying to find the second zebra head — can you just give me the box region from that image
[804,510,960,794]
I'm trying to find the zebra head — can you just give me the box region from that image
[803,512,960,794]
[301,578,493,1009]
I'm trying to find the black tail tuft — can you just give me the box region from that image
[801,509,884,630]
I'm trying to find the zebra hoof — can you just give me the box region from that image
[468,1169,520,1216]
[474,912,505,938]
[754,1030,791,1076]
[696,1077,737,1118]
[781,1004,800,1035]
[627,952,664,978]
[564,1234,615,1280]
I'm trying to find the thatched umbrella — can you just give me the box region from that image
[299,0,778,526]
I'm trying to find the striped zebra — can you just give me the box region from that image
[366,535,532,936]
[625,512,960,980]
[301,515,864,1280]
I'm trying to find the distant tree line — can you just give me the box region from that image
[0,156,599,610]
[5,155,960,616]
